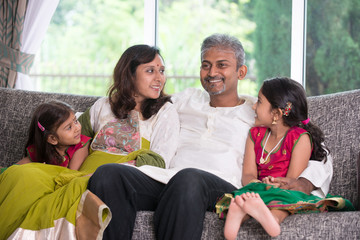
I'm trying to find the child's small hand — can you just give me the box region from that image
[262,176,274,184]
[262,176,281,188]
[262,176,271,184]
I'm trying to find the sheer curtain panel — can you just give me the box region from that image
[15,0,59,90]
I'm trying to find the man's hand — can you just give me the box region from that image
[269,177,315,195]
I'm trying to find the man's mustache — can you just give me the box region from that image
[204,76,224,82]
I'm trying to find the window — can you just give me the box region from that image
[305,0,360,96]
[32,0,145,96]
[30,0,358,97]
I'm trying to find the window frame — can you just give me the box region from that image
[146,0,307,86]
[144,0,158,46]
[290,0,307,86]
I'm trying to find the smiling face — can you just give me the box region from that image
[252,90,275,127]
[200,47,243,96]
[133,54,166,105]
[51,112,82,148]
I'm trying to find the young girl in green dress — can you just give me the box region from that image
[216,77,354,239]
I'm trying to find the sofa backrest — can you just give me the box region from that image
[0,87,359,207]
[307,89,360,208]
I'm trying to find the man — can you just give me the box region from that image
[87,33,332,239]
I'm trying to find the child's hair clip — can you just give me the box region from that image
[283,102,292,116]
[37,121,45,132]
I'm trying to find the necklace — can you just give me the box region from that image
[259,130,285,164]
[209,98,244,107]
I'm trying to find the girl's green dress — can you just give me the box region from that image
[215,182,355,219]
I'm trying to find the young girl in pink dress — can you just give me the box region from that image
[216,77,353,239]
[16,101,91,170]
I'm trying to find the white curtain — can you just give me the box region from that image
[15,0,59,90]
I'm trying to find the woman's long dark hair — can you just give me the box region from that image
[261,77,329,162]
[24,101,74,165]
[108,44,171,120]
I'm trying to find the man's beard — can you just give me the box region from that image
[204,76,226,95]
[207,85,226,95]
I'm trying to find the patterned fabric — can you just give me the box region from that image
[0,0,29,88]
[215,183,355,219]
[0,42,35,74]
[90,110,140,155]
[250,126,310,180]
[27,135,91,167]
[79,144,166,174]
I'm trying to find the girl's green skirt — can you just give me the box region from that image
[215,182,355,219]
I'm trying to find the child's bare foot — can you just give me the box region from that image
[224,196,247,240]
[241,192,281,237]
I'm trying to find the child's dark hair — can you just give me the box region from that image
[261,77,329,162]
[108,44,171,120]
[24,101,75,165]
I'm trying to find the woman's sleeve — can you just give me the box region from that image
[149,103,180,168]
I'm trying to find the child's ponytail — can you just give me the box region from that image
[300,120,329,162]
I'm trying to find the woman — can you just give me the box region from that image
[78,44,179,171]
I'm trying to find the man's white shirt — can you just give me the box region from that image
[137,88,332,198]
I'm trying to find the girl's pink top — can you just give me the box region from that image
[250,126,311,180]
[27,134,91,167]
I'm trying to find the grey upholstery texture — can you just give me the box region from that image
[0,87,359,239]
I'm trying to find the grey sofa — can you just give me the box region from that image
[0,87,359,239]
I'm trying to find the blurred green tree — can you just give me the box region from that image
[248,0,359,95]
[307,0,360,95]
[244,0,291,88]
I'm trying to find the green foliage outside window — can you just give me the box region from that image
[33,0,359,97]
[306,0,360,95]
[248,0,360,96]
